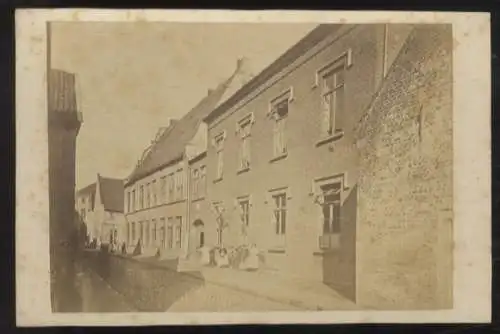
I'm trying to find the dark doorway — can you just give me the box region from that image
[200,231,205,247]
[193,219,205,249]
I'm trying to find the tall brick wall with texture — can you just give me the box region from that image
[355,24,453,309]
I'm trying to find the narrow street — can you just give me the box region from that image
[70,255,302,312]
[75,266,137,312]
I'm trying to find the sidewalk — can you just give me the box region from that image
[197,266,358,311]
[106,252,358,311]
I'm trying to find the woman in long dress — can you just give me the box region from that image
[245,244,259,271]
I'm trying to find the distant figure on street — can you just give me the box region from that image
[133,238,143,256]
[121,242,127,255]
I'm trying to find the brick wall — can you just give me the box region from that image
[355,24,453,309]
[206,25,387,287]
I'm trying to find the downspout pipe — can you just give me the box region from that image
[183,152,192,259]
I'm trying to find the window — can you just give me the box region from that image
[237,114,254,171]
[127,223,131,244]
[131,222,136,242]
[160,176,167,204]
[139,221,144,242]
[152,180,157,206]
[321,183,341,235]
[320,63,345,136]
[144,221,150,246]
[140,186,144,209]
[152,219,157,244]
[199,166,207,197]
[145,183,150,208]
[273,194,287,235]
[239,198,250,230]
[176,170,184,200]
[271,99,289,158]
[160,218,166,248]
[192,169,199,199]
[175,217,182,248]
[167,174,175,203]
[131,190,136,212]
[167,218,174,249]
[126,192,130,213]
[213,132,226,180]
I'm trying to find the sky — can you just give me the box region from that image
[50,22,317,190]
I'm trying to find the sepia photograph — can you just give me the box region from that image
[16,10,491,326]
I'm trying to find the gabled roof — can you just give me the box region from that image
[76,182,97,209]
[77,182,96,196]
[98,175,125,213]
[125,58,255,186]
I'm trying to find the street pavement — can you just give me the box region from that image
[75,266,136,312]
[167,281,302,312]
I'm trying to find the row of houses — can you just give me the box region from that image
[76,23,453,309]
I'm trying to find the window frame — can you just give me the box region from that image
[267,186,292,251]
[314,50,352,146]
[311,173,349,251]
[268,87,294,162]
[212,130,226,181]
[236,113,255,173]
[199,165,207,198]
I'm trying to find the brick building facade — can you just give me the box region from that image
[119,23,453,309]
[198,23,452,308]
[123,60,253,259]
[75,174,125,247]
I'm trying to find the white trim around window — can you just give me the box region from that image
[267,87,294,117]
[311,172,349,253]
[312,49,353,89]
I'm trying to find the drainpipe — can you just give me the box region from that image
[183,152,192,259]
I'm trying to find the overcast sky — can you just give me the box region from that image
[50,22,316,190]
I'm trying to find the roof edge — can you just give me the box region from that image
[203,23,341,124]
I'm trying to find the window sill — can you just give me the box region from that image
[213,177,223,184]
[269,152,288,163]
[237,167,250,175]
[313,249,339,256]
[268,248,286,254]
[192,196,206,203]
[315,131,344,147]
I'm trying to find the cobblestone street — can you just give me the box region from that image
[76,266,137,312]
[76,266,301,312]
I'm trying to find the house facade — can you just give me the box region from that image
[200,23,450,307]
[123,59,254,259]
[75,174,125,246]
[117,23,453,309]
